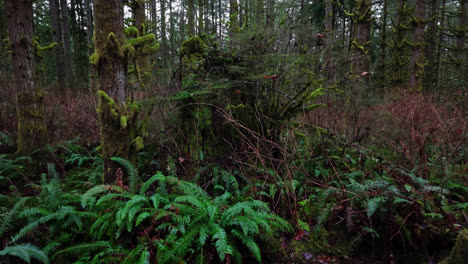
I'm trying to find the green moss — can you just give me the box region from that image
[123,43,136,60]
[97,90,115,105]
[15,91,48,155]
[128,34,156,47]
[132,136,144,151]
[89,51,100,65]
[104,32,124,58]
[125,26,139,38]
[440,230,468,264]
[120,116,127,128]
[142,43,159,55]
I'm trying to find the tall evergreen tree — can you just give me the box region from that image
[48,0,67,90]
[351,0,373,77]
[408,0,426,92]
[93,0,140,183]
[60,0,74,87]
[5,0,48,155]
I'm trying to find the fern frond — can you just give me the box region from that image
[54,241,110,257]
[0,197,29,237]
[111,157,139,194]
[231,229,261,262]
[0,243,49,264]
[140,173,166,194]
[81,185,110,208]
[212,224,232,261]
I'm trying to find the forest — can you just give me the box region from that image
[0,0,467,263]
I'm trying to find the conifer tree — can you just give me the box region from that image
[5,0,48,155]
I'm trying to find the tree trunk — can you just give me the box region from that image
[324,0,334,85]
[351,0,372,77]
[0,1,7,52]
[408,0,426,92]
[266,0,274,24]
[436,0,447,89]
[86,0,96,91]
[379,0,387,89]
[49,0,67,90]
[188,0,195,35]
[218,0,222,36]
[458,0,467,83]
[457,0,467,57]
[160,0,167,55]
[5,0,48,155]
[150,0,157,39]
[169,0,175,49]
[94,0,140,184]
[198,0,204,34]
[425,0,438,90]
[256,0,264,26]
[135,0,146,35]
[60,0,74,88]
[230,0,239,33]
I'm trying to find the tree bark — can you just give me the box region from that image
[256,0,264,26]
[436,0,447,89]
[408,0,426,92]
[324,0,334,85]
[188,0,195,35]
[198,0,204,34]
[160,0,167,55]
[135,0,146,35]
[94,0,140,184]
[0,1,7,46]
[5,0,48,155]
[60,0,74,88]
[379,0,387,89]
[230,0,239,33]
[351,0,372,77]
[457,0,467,59]
[150,0,158,39]
[86,0,96,91]
[49,0,67,90]
[425,0,438,90]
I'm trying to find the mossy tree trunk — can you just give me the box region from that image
[456,0,467,83]
[440,229,468,264]
[132,0,150,85]
[229,0,239,33]
[5,0,48,155]
[324,0,334,85]
[387,0,411,89]
[94,0,141,184]
[49,0,67,90]
[351,0,372,77]
[379,0,387,89]
[408,0,426,92]
[198,0,204,34]
[188,0,195,36]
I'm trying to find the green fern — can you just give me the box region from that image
[0,243,49,264]
[111,157,139,194]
